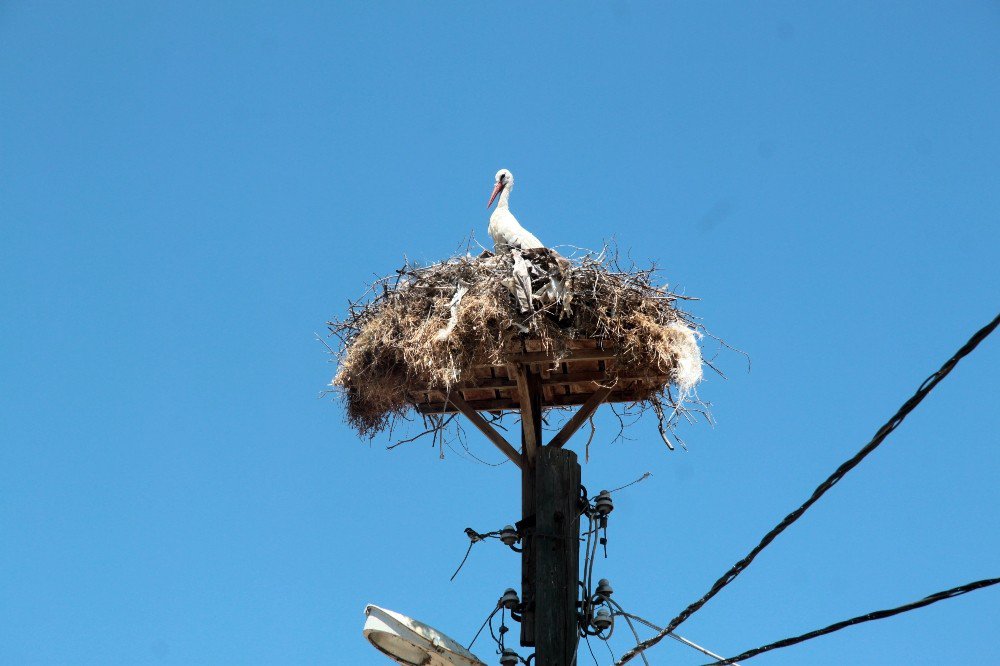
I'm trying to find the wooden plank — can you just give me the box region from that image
[453,377,518,390]
[474,346,618,369]
[506,347,617,364]
[524,339,545,352]
[547,386,614,449]
[414,387,654,414]
[417,397,516,413]
[446,393,523,469]
[460,387,499,403]
[489,366,501,403]
[448,371,668,392]
[513,364,540,464]
[543,371,667,386]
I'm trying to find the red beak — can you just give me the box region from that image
[487,181,504,208]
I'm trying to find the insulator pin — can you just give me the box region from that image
[594,490,614,516]
[500,588,520,610]
[592,607,613,631]
[499,648,520,665]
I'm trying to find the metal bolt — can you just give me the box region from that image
[499,524,519,546]
[500,588,520,610]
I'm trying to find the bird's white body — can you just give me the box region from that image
[489,206,543,252]
[487,169,544,252]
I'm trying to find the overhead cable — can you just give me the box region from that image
[704,577,1000,664]
[617,312,1000,665]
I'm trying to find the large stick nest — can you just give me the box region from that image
[327,247,710,449]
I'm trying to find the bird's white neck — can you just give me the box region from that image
[496,185,512,209]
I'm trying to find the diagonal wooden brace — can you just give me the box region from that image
[547,385,613,448]
[447,392,523,469]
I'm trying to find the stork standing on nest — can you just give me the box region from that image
[487,169,544,253]
[485,168,573,318]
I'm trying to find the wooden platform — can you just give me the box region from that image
[411,338,666,415]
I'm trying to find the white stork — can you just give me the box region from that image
[484,168,573,317]
[486,169,544,253]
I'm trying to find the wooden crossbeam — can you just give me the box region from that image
[446,392,523,469]
[547,386,614,448]
[507,348,617,363]
[415,387,651,414]
[451,372,669,392]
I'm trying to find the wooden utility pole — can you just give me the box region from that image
[433,345,620,665]
[518,366,542,648]
[517,366,582,665]
[530,446,581,664]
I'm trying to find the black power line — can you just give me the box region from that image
[617,312,1000,665]
[704,577,1000,665]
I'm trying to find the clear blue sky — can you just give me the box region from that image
[2,2,998,664]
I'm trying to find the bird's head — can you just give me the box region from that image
[487,168,514,208]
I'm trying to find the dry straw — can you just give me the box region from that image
[327,246,709,450]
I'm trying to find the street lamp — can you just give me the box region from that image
[363,605,487,666]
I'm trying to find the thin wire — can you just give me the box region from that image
[451,528,501,581]
[583,634,600,666]
[603,635,617,664]
[669,633,735,664]
[582,513,594,598]
[604,599,650,666]
[468,605,500,651]
[488,608,500,646]
[617,312,1000,665]
[450,541,475,581]
[608,472,652,494]
[587,516,601,602]
[703,578,1000,665]
[496,607,508,651]
[612,610,740,664]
